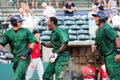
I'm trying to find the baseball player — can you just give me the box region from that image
[26,30,44,80]
[0,14,36,80]
[91,10,120,79]
[41,17,70,80]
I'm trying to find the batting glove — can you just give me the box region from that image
[49,53,58,63]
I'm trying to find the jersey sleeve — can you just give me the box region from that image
[27,30,36,43]
[57,28,69,44]
[104,24,118,41]
[0,31,8,46]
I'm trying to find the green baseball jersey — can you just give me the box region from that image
[50,27,69,53]
[0,28,36,58]
[95,23,118,56]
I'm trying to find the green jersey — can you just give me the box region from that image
[95,23,118,56]
[50,27,69,53]
[0,28,36,58]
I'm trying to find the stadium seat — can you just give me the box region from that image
[41,35,50,42]
[89,34,96,40]
[41,30,51,36]
[76,20,87,25]
[34,26,47,32]
[68,30,76,35]
[63,16,74,21]
[57,20,64,26]
[80,25,89,30]
[69,25,80,30]
[41,17,46,21]
[64,20,75,26]
[69,35,77,41]
[77,35,90,41]
[40,21,46,26]
[73,15,82,21]
[58,25,69,30]
[81,15,89,21]
[77,30,89,35]
[57,16,64,21]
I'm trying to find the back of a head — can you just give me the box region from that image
[33,29,40,34]
[41,2,47,7]
[49,17,58,25]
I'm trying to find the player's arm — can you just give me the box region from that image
[21,30,36,59]
[21,42,35,59]
[56,41,68,54]
[41,42,53,48]
[114,37,120,61]
[63,4,69,11]
[0,44,3,50]
[29,42,35,49]
[71,3,77,11]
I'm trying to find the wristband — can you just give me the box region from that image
[41,42,45,46]
[116,48,120,54]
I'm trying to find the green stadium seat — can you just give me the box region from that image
[68,30,76,35]
[73,15,82,21]
[40,21,46,26]
[34,26,47,32]
[77,30,88,35]
[58,25,69,30]
[77,35,89,41]
[69,25,80,30]
[57,20,64,26]
[81,15,89,21]
[64,16,74,21]
[41,35,50,42]
[80,25,89,30]
[41,30,51,36]
[76,20,87,25]
[64,20,75,26]
[69,35,77,41]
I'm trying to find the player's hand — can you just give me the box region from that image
[115,54,120,61]
[49,53,58,63]
[30,62,34,68]
[21,56,27,60]
[91,45,97,54]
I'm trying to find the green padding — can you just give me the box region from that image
[0,62,49,80]
[0,63,14,80]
